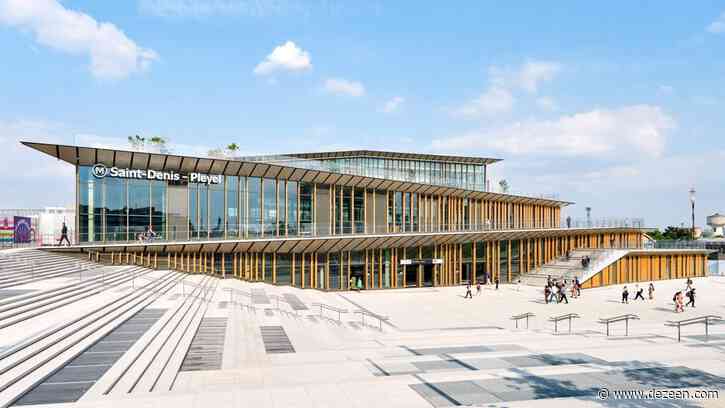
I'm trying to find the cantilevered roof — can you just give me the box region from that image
[283,150,502,166]
[21,141,569,207]
[46,227,649,255]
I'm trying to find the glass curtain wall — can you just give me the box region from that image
[226,176,239,238]
[511,240,520,281]
[353,188,364,233]
[128,179,150,240]
[276,253,291,285]
[475,241,486,282]
[278,180,286,235]
[209,182,224,238]
[287,181,298,235]
[106,177,127,241]
[499,240,509,282]
[300,182,313,235]
[248,178,261,238]
[299,157,487,191]
[262,178,276,236]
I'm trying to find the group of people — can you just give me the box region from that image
[621,283,654,303]
[620,279,696,313]
[673,278,696,312]
[463,274,500,299]
[543,275,581,304]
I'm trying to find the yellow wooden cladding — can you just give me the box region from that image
[580,253,709,289]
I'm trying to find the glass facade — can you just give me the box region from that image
[77,162,565,244]
[254,156,489,191]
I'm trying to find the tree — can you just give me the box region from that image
[226,143,240,157]
[207,148,225,158]
[498,179,509,194]
[127,135,145,150]
[149,136,170,154]
[648,226,691,241]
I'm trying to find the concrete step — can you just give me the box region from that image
[0,272,181,407]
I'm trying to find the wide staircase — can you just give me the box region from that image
[520,248,629,287]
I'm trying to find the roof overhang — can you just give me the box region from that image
[282,149,502,166]
[45,226,644,255]
[21,141,572,207]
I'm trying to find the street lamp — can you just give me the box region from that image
[689,188,696,240]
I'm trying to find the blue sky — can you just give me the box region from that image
[1,0,724,229]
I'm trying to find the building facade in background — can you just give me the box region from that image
[22,141,709,290]
[0,207,75,247]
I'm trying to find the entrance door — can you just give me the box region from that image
[350,264,364,289]
[423,264,434,287]
[405,265,418,287]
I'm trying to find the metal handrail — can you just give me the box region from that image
[665,315,723,342]
[310,302,348,322]
[598,314,639,336]
[511,312,535,329]
[268,294,300,314]
[548,313,580,334]
[354,310,390,330]
[222,287,255,311]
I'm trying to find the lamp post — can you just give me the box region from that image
[689,188,696,240]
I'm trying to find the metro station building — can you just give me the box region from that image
[23,141,711,290]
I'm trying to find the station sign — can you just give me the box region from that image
[400,258,443,265]
[91,163,222,185]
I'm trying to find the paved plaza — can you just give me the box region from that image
[0,251,725,408]
[0,250,724,407]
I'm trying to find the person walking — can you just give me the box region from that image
[57,222,71,246]
[621,286,629,304]
[559,282,569,304]
[494,277,499,290]
[675,291,684,313]
[574,277,581,297]
[476,281,482,296]
[648,282,655,300]
[548,283,557,304]
[685,287,696,308]
[633,284,645,301]
[464,283,473,299]
[544,285,551,304]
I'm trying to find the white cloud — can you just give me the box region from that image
[450,60,561,119]
[536,96,558,111]
[323,78,365,97]
[452,87,514,118]
[490,60,561,93]
[0,0,158,79]
[0,119,75,208]
[138,0,381,19]
[253,41,311,75]
[381,96,404,113]
[706,12,725,33]
[434,105,675,158]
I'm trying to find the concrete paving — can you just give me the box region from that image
[1,249,724,407]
